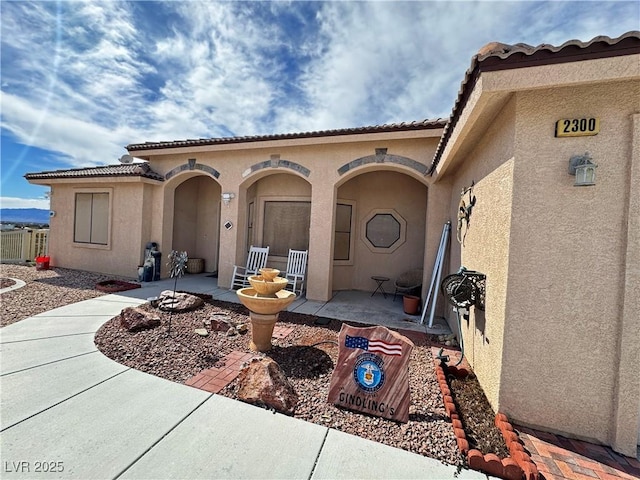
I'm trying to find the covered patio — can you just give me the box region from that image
[123,273,452,336]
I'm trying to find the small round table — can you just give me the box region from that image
[371,276,390,299]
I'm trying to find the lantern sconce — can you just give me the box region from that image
[568,152,597,186]
[221,192,235,206]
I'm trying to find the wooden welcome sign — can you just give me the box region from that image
[327,324,414,422]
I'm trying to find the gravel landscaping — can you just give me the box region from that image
[1,264,509,467]
[0,264,131,327]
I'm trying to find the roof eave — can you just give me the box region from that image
[126,120,447,154]
[429,31,640,177]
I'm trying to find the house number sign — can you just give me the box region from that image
[555,117,600,137]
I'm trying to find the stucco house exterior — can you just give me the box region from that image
[26,31,639,456]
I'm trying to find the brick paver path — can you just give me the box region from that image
[517,426,640,480]
[185,324,296,393]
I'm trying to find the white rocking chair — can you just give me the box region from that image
[283,249,308,295]
[230,246,270,290]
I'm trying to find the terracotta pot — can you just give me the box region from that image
[403,295,421,315]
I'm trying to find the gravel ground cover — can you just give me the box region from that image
[1,264,509,467]
[0,264,131,327]
[95,300,466,466]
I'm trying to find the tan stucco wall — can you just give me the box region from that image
[334,171,427,291]
[134,134,440,301]
[501,80,639,449]
[46,180,151,278]
[444,95,517,412]
[439,66,639,455]
[172,176,221,272]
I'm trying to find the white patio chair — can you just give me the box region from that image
[230,246,270,290]
[283,249,308,295]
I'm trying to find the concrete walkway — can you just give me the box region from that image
[0,283,489,479]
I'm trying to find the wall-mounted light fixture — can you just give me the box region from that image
[569,152,597,186]
[221,192,235,206]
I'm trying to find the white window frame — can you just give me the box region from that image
[72,188,112,250]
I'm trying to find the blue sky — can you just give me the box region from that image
[1,1,638,209]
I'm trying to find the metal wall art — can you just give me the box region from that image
[457,181,476,245]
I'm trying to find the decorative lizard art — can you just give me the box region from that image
[457,181,476,246]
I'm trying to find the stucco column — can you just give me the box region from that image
[611,114,640,456]
[306,185,336,301]
[425,180,453,320]
[217,184,241,289]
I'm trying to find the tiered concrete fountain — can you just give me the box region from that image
[236,268,296,352]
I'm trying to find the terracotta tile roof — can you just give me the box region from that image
[126,119,447,152]
[24,163,164,181]
[429,31,640,175]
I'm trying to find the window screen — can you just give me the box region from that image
[263,201,310,256]
[74,193,109,245]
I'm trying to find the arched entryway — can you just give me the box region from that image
[333,170,428,292]
[239,172,312,272]
[171,175,221,273]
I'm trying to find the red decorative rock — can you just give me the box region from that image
[210,316,234,332]
[237,357,298,415]
[452,419,463,430]
[118,306,161,332]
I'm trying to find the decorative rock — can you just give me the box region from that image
[226,327,237,337]
[236,323,248,334]
[119,306,161,332]
[158,290,204,312]
[194,328,209,337]
[210,314,234,331]
[237,357,298,415]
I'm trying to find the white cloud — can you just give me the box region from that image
[1,92,130,166]
[0,197,50,210]
[1,0,637,172]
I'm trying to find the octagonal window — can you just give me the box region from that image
[366,214,400,248]
[362,209,406,253]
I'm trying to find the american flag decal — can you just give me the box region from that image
[345,335,403,356]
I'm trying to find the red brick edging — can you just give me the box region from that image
[434,361,539,480]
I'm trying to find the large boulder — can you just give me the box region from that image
[157,290,204,312]
[119,307,161,332]
[237,358,298,415]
